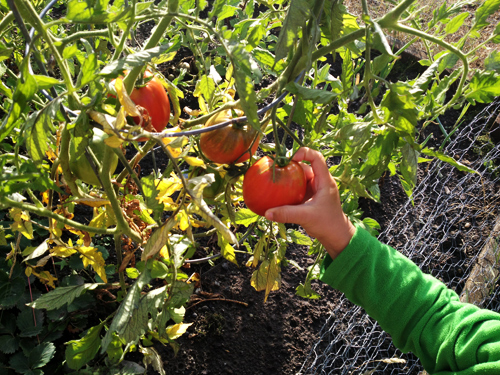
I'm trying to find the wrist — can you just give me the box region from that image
[321,216,356,260]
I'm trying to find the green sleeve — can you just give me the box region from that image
[320,225,500,375]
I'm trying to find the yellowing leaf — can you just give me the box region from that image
[159,245,169,260]
[183,156,205,167]
[88,110,114,130]
[41,190,50,205]
[51,246,77,258]
[11,221,34,240]
[104,135,123,148]
[156,175,183,205]
[115,78,141,117]
[218,233,237,265]
[166,323,193,340]
[79,246,108,283]
[74,198,111,207]
[114,106,127,130]
[32,270,58,289]
[175,210,188,231]
[250,258,281,302]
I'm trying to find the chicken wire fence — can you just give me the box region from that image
[299,99,500,375]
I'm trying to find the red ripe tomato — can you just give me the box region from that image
[199,109,260,164]
[242,156,307,216]
[129,71,171,132]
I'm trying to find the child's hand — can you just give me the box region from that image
[264,148,356,260]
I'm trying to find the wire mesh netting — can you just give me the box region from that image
[299,99,500,375]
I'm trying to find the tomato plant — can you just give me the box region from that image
[199,109,260,164]
[243,156,307,216]
[69,128,119,186]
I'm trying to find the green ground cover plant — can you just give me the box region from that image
[1,0,500,372]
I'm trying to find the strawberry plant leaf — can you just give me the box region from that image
[28,283,100,311]
[17,308,44,337]
[0,335,19,354]
[29,342,56,370]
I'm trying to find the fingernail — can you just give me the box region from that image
[265,211,273,221]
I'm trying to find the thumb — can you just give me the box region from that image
[265,205,306,225]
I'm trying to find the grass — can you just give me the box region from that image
[342,0,500,71]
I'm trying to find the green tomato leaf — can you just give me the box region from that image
[287,229,313,246]
[65,0,132,23]
[286,81,341,104]
[472,0,500,31]
[65,323,104,370]
[100,44,174,77]
[484,50,500,72]
[275,0,312,63]
[235,208,259,226]
[217,4,239,21]
[27,97,61,165]
[101,266,152,353]
[400,143,418,192]
[381,83,418,136]
[445,12,469,34]
[230,45,260,132]
[141,220,176,262]
[0,57,37,142]
[420,148,477,173]
[465,71,500,103]
[80,53,97,87]
[360,130,398,183]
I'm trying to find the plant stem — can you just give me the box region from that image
[123,0,178,94]
[114,233,128,294]
[58,29,109,47]
[14,0,77,99]
[111,0,137,61]
[0,197,116,235]
[0,11,13,35]
[101,146,142,244]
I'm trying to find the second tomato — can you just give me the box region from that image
[242,156,307,216]
[200,109,260,165]
[129,71,171,133]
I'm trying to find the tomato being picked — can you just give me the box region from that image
[69,128,119,186]
[199,109,260,165]
[242,156,307,216]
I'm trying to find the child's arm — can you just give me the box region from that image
[266,148,500,374]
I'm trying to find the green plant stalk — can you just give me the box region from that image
[0,11,13,35]
[391,23,469,113]
[111,0,137,61]
[0,197,116,235]
[101,146,142,244]
[14,0,78,99]
[113,148,144,196]
[58,29,109,47]
[276,117,305,148]
[115,141,155,185]
[59,124,86,199]
[114,233,128,294]
[123,0,179,94]
[376,0,416,27]
[363,26,382,123]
